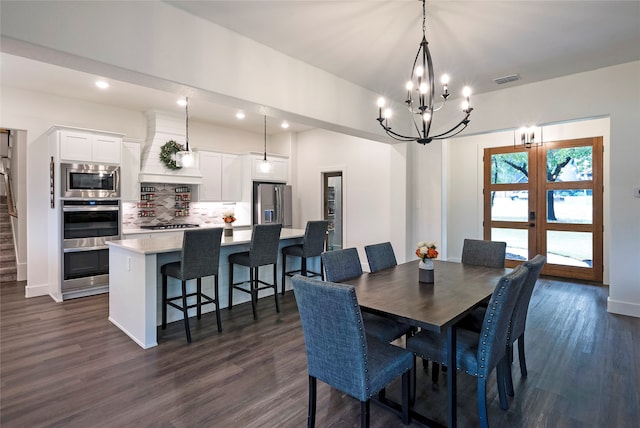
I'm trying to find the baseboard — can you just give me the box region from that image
[607,297,640,318]
[25,282,49,298]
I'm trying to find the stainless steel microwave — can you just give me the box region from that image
[61,163,120,199]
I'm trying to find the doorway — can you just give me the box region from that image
[483,137,603,282]
[323,172,343,251]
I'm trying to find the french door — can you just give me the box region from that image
[483,137,603,282]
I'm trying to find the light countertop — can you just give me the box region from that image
[108,228,306,255]
[122,223,251,235]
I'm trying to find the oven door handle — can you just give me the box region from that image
[63,245,109,253]
[62,206,120,212]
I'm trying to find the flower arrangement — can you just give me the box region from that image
[416,241,438,262]
[222,211,236,224]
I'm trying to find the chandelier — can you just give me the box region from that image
[175,96,194,168]
[376,0,473,145]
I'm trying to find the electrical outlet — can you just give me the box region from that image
[635,187,640,198]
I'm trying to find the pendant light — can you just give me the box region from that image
[259,115,272,173]
[175,97,194,168]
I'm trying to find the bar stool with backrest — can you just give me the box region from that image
[321,248,413,344]
[228,223,282,320]
[161,227,224,343]
[281,220,329,295]
[293,275,412,428]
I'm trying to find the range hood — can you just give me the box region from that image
[138,111,203,184]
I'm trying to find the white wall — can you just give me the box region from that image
[296,129,406,269]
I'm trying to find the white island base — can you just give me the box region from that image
[107,228,306,348]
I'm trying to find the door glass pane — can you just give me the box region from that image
[492,228,528,261]
[546,190,592,223]
[547,231,592,267]
[490,191,528,221]
[490,153,528,184]
[546,147,592,182]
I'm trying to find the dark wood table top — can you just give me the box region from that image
[343,260,509,333]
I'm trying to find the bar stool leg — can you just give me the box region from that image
[281,253,287,296]
[228,263,234,311]
[273,263,280,313]
[250,267,258,320]
[214,275,222,332]
[162,274,168,329]
[181,280,192,343]
[197,278,202,319]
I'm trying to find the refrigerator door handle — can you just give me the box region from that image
[275,186,281,224]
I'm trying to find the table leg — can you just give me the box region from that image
[447,325,457,428]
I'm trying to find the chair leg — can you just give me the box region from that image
[360,400,370,428]
[181,280,191,343]
[196,278,202,319]
[273,263,280,313]
[250,267,258,320]
[401,370,410,425]
[518,334,528,377]
[161,274,168,329]
[214,275,222,333]
[301,257,308,277]
[478,378,489,428]
[410,356,416,406]
[320,258,324,281]
[228,263,234,311]
[281,253,287,295]
[505,345,515,397]
[496,357,509,410]
[308,375,317,428]
[432,362,440,385]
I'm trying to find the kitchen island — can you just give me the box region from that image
[107,228,306,348]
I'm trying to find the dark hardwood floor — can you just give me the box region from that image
[1,276,639,427]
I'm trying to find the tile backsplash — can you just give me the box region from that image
[122,182,250,228]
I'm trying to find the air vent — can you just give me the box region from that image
[493,74,521,85]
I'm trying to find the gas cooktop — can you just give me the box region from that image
[140,223,200,230]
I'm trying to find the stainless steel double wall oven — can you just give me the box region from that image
[60,163,120,299]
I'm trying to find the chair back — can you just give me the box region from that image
[477,264,529,378]
[364,242,397,272]
[180,228,224,280]
[293,275,369,400]
[249,223,283,266]
[461,238,507,268]
[510,254,546,342]
[321,248,363,282]
[301,220,329,257]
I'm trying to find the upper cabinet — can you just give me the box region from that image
[121,140,141,202]
[198,151,242,202]
[58,128,122,164]
[248,154,288,182]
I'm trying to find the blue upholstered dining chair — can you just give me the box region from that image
[161,227,224,343]
[406,265,530,428]
[321,248,413,343]
[364,242,397,272]
[292,275,412,428]
[228,223,282,320]
[281,220,329,295]
[461,238,507,268]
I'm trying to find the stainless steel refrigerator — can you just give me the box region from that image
[253,182,292,227]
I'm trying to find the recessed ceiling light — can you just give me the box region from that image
[281,121,290,129]
[95,80,109,89]
[236,111,246,119]
[176,99,187,107]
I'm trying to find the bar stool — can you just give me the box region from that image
[280,220,328,295]
[161,227,224,343]
[228,223,282,320]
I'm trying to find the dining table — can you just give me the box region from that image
[343,259,509,428]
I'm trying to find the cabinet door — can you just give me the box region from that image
[251,156,288,182]
[92,135,122,164]
[221,154,242,201]
[199,151,223,201]
[271,158,288,182]
[59,131,92,162]
[121,142,141,201]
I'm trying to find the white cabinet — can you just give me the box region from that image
[250,155,288,182]
[121,140,141,202]
[58,129,122,164]
[198,151,242,202]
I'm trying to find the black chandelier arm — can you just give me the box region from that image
[377,120,424,142]
[428,113,472,140]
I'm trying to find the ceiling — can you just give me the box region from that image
[2,1,639,135]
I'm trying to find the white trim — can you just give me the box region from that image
[24,283,49,298]
[607,297,640,318]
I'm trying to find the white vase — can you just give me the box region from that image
[418,259,434,283]
[224,222,233,237]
